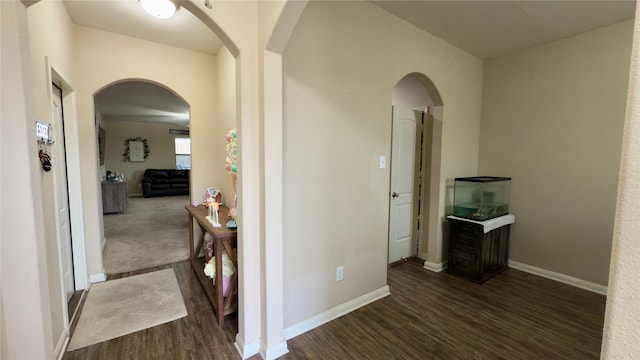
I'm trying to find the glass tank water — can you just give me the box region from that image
[452,176,511,221]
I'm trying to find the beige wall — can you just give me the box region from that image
[73,25,218,278]
[103,119,186,195]
[282,1,483,327]
[26,0,76,354]
[3,1,58,358]
[479,20,633,285]
[259,1,310,354]
[214,46,237,204]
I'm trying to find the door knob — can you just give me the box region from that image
[392,192,399,198]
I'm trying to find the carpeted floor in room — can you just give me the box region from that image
[102,195,191,274]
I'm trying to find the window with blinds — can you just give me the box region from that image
[175,138,191,169]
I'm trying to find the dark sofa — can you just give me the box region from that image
[141,169,190,198]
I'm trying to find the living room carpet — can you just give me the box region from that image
[67,268,187,351]
[103,195,190,274]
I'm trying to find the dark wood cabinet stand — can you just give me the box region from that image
[446,215,512,283]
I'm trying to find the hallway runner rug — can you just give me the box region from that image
[66,268,187,351]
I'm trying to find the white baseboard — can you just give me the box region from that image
[54,328,69,360]
[235,334,260,359]
[260,341,289,360]
[508,260,608,295]
[89,271,106,283]
[284,285,390,340]
[423,260,447,273]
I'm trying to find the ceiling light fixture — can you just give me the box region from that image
[139,0,177,19]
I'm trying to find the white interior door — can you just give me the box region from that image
[52,85,75,301]
[388,106,417,263]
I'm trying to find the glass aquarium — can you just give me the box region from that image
[452,176,511,221]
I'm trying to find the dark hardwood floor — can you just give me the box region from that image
[64,261,243,360]
[64,260,605,360]
[284,261,605,359]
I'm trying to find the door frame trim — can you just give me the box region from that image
[50,82,76,303]
[48,60,89,294]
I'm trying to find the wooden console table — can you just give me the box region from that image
[186,205,237,326]
[102,181,127,214]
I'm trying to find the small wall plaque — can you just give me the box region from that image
[122,137,149,162]
[36,120,54,144]
[129,141,145,162]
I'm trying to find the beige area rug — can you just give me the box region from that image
[67,268,187,351]
[103,195,190,274]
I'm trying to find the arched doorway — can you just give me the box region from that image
[390,73,444,270]
[56,0,245,351]
[94,79,191,275]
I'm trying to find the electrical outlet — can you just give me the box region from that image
[336,266,344,281]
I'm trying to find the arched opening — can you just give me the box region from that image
[94,79,192,274]
[390,72,444,271]
[49,0,244,352]
[11,0,313,357]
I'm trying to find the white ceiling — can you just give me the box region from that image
[63,0,223,55]
[372,0,636,59]
[63,0,636,124]
[94,81,190,125]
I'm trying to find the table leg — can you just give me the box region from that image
[215,238,224,326]
[188,213,194,261]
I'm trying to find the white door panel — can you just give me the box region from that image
[396,204,412,239]
[388,106,417,263]
[397,122,416,193]
[52,86,75,301]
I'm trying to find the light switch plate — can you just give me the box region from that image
[379,156,386,169]
[336,266,344,281]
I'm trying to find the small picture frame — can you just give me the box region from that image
[129,141,145,162]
